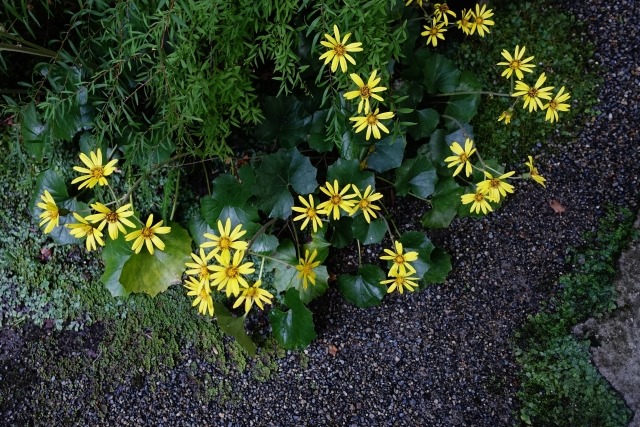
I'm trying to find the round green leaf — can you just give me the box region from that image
[366,134,405,173]
[408,108,439,140]
[394,155,438,198]
[352,215,387,245]
[337,265,386,308]
[421,177,464,229]
[326,158,374,191]
[423,248,452,284]
[100,234,133,297]
[119,222,192,296]
[269,288,317,350]
[214,302,256,356]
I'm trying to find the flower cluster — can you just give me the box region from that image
[36,149,172,254]
[413,3,495,47]
[497,45,571,124]
[292,180,383,232]
[443,138,547,214]
[183,218,273,317]
[319,25,395,140]
[380,241,420,294]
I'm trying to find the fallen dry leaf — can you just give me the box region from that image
[327,344,338,356]
[549,199,566,214]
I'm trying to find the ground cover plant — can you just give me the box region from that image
[2,0,577,355]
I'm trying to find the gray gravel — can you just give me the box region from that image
[2,0,640,425]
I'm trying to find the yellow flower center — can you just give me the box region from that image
[474,193,485,202]
[394,276,404,285]
[359,85,371,98]
[219,236,231,249]
[475,17,484,25]
[459,153,468,162]
[200,265,210,279]
[141,227,154,239]
[245,287,259,298]
[300,264,313,276]
[430,27,438,36]
[394,254,405,264]
[306,207,318,218]
[90,166,105,179]
[225,266,239,278]
[549,100,559,110]
[366,114,378,125]
[49,211,59,220]
[198,288,208,299]
[359,199,369,209]
[440,4,449,12]
[509,60,521,70]
[106,212,118,223]
[334,44,346,56]
[86,226,95,236]
[490,179,500,188]
[330,194,342,205]
[527,87,539,98]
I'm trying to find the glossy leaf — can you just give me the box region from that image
[214,302,256,356]
[119,222,192,296]
[421,177,464,228]
[100,234,133,297]
[394,155,438,198]
[326,158,374,192]
[330,216,354,249]
[444,71,482,130]
[351,215,387,245]
[269,288,317,350]
[366,134,405,173]
[255,96,311,149]
[408,108,439,140]
[423,52,460,94]
[337,265,386,308]
[423,248,452,284]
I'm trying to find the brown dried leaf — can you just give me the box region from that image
[327,344,338,356]
[549,199,566,214]
[40,247,52,263]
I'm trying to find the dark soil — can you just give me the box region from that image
[1,0,640,425]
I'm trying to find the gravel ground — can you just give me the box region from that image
[2,0,640,425]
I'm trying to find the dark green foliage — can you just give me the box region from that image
[516,207,636,426]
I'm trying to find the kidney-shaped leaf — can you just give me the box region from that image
[269,288,317,350]
[337,265,386,308]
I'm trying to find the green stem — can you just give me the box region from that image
[247,218,277,249]
[356,239,362,267]
[432,90,511,97]
[170,169,180,221]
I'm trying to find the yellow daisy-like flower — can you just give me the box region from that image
[470,4,495,37]
[233,280,274,314]
[316,180,357,220]
[66,212,105,252]
[349,108,395,141]
[292,194,324,233]
[497,45,535,80]
[405,0,424,6]
[381,274,420,294]
[125,214,171,255]
[210,250,255,297]
[434,3,456,26]
[185,247,216,283]
[444,138,476,177]
[456,8,474,35]
[525,156,547,188]
[85,202,135,240]
[37,190,60,234]
[295,249,321,289]
[461,190,493,215]
[543,86,571,123]
[184,276,214,317]
[71,148,118,190]
[380,241,418,277]
[476,171,516,203]
[349,185,383,223]
[201,218,248,256]
[319,25,363,73]
[343,70,387,114]
[512,73,554,113]
[498,110,513,125]
[421,19,447,47]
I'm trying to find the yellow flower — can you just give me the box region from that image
[66,212,105,252]
[470,4,495,37]
[456,8,474,35]
[125,214,171,255]
[405,0,424,6]
[292,194,324,233]
[296,249,321,289]
[184,276,214,317]
[343,70,387,114]
[497,45,535,80]
[349,108,395,141]
[444,138,476,177]
[381,274,419,294]
[349,185,383,223]
[201,218,248,256]
[37,190,60,234]
[476,171,516,203]
[461,190,493,215]
[71,148,118,189]
[512,73,554,113]
[210,250,255,297]
[434,3,456,26]
[380,241,418,277]
[185,247,216,283]
[498,110,513,125]
[543,86,571,123]
[319,25,363,73]
[525,156,547,187]
[421,19,447,47]
[316,180,357,220]
[85,202,135,240]
[233,280,274,314]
